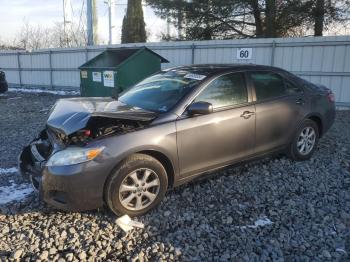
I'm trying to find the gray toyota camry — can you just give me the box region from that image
[19,64,335,216]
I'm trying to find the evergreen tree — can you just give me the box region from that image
[121,0,147,43]
[146,0,349,39]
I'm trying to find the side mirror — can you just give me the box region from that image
[187,101,213,115]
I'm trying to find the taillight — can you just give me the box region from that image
[326,89,335,103]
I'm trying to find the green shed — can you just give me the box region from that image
[79,47,169,97]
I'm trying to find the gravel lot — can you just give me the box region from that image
[0,91,349,261]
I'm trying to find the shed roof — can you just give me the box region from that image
[79,47,169,69]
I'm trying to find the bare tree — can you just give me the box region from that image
[16,22,52,50]
[13,20,87,51]
[0,37,23,50]
[50,22,87,48]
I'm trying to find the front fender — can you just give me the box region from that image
[86,121,179,185]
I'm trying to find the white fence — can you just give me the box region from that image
[0,36,349,106]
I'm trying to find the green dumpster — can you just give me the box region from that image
[79,47,169,97]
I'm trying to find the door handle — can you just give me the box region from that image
[240,111,255,119]
[295,98,305,105]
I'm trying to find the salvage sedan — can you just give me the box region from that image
[19,64,335,216]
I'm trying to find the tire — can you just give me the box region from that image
[105,153,168,217]
[288,119,319,161]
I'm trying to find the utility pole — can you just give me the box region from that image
[104,0,115,45]
[87,0,93,45]
[92,0,99,44]
[108,0,112,45]
[63,0,66,45]
[87,0,99,45]
[63,0,72,47]
[108,1,112,45]
[63,0,67,44]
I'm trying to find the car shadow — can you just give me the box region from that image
[0,192,110,217]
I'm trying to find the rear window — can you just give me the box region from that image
[285,79,303,94]
[250,72,285,100]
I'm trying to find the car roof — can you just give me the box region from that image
[165,64,285,77]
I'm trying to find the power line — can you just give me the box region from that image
[77,0,85,33]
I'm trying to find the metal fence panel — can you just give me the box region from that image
[0,36,349,106]
[19,53,49,68]
[4,70,20,84]
[21,71,50,86]
[52,71,80,89]
[52,51,86,69]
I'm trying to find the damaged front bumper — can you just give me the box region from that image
[18,131,50,190]
[18,131,106,211]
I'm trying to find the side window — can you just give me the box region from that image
[250,72,285,100]
[195,73,247,109]
[285,79,303,94]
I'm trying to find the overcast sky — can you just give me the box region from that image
[0,0,169,44]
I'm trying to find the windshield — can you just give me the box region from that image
[118,70,206,112]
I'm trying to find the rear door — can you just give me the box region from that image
[248,71,306,153]
[176,72,256,178]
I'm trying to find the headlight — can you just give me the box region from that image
[46,147,105,167]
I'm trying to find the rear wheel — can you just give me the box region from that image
[289,119,319,161]
[105,154,168,217]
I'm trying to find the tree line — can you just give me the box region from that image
[0,21,87,51]
[143,0,350,41]
[1,0,348,50]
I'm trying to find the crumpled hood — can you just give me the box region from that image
[46,97,157,135]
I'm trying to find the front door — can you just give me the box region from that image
[176,72,256,178]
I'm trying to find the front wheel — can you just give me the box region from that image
[105,154,168,217]
[288,119,319,161]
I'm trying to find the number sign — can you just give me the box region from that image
[236,48,252,60]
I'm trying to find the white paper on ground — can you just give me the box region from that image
[238,216,273,229]
[116,214,145,232]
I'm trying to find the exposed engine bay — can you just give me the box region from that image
[19,97,157,179]
[30,117,148,160]
[51,116,145,147]
[19,117,150,180]
[44,96,157,148]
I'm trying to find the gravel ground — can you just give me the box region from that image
[0,91,349,261]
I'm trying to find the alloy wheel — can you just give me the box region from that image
[118,168,160,211]
[297,126,316,155]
